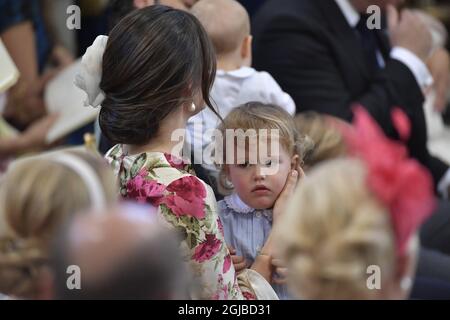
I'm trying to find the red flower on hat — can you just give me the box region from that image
[343,106,436,256]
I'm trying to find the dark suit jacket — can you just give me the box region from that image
[252,0,448,186]
[237,0,266,16]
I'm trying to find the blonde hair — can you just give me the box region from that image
[294,112,346,170]
[278,159,396,299]
[0,148,118,299]
[216,102,306,192]
[191,0,250,56]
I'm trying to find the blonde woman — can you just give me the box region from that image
[0,148,117,299]
[278,107,436,299]
[293,112,346,170]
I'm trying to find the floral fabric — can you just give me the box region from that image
[105,145,257,300]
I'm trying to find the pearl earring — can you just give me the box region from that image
[189,103,196,112]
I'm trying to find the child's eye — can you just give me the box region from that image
[263,159,278,167]
[264,160,272,167]
[237,161,250,168]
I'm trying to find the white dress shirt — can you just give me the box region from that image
[335,0,450,198]
[335,0,433,88]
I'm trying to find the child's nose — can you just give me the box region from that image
[253,165,266,181]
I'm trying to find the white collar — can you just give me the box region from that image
[335,0,360,28]
[224,193,273,220]
[216,66,256,79]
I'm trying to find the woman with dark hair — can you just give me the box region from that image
[76,5,296,299]
[98,0,199,154]
[109,0,198,26]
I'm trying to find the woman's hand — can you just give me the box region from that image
[250,168,303,283]
[273,169,301,224]
[272,258,288,285]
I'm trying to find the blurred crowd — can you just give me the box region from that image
[0,0,450,300]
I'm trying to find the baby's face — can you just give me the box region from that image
[227,146,294,210]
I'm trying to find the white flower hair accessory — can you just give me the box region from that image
[74,35,109,108]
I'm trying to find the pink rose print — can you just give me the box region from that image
[162,194,206,219]
[217,218,224,236]
[164,153,189,170]
[126,169,166,205]
[223,254,232,273]
[160,176,207,219]
[192,234,222,263]
[243,292,256,300]
[166,176,207,201]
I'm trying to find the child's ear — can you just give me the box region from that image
[291,154,300,170]
[240,35,253,66]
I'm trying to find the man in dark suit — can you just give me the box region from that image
[237,0,266,16]
[253,0,450,296]
[252,0,450,195]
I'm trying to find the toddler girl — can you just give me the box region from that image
[217,102,305,299]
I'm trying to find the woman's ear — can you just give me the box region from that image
[241,36,253,67]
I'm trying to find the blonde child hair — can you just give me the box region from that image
[216,102,306,193]
[277,158,419,300]
[0,148,117,299]
[294,112,346,170]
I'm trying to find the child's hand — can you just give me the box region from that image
[228,246,248,273]
[272,258,288,285]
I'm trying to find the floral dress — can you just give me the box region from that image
[106,145,277,300]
